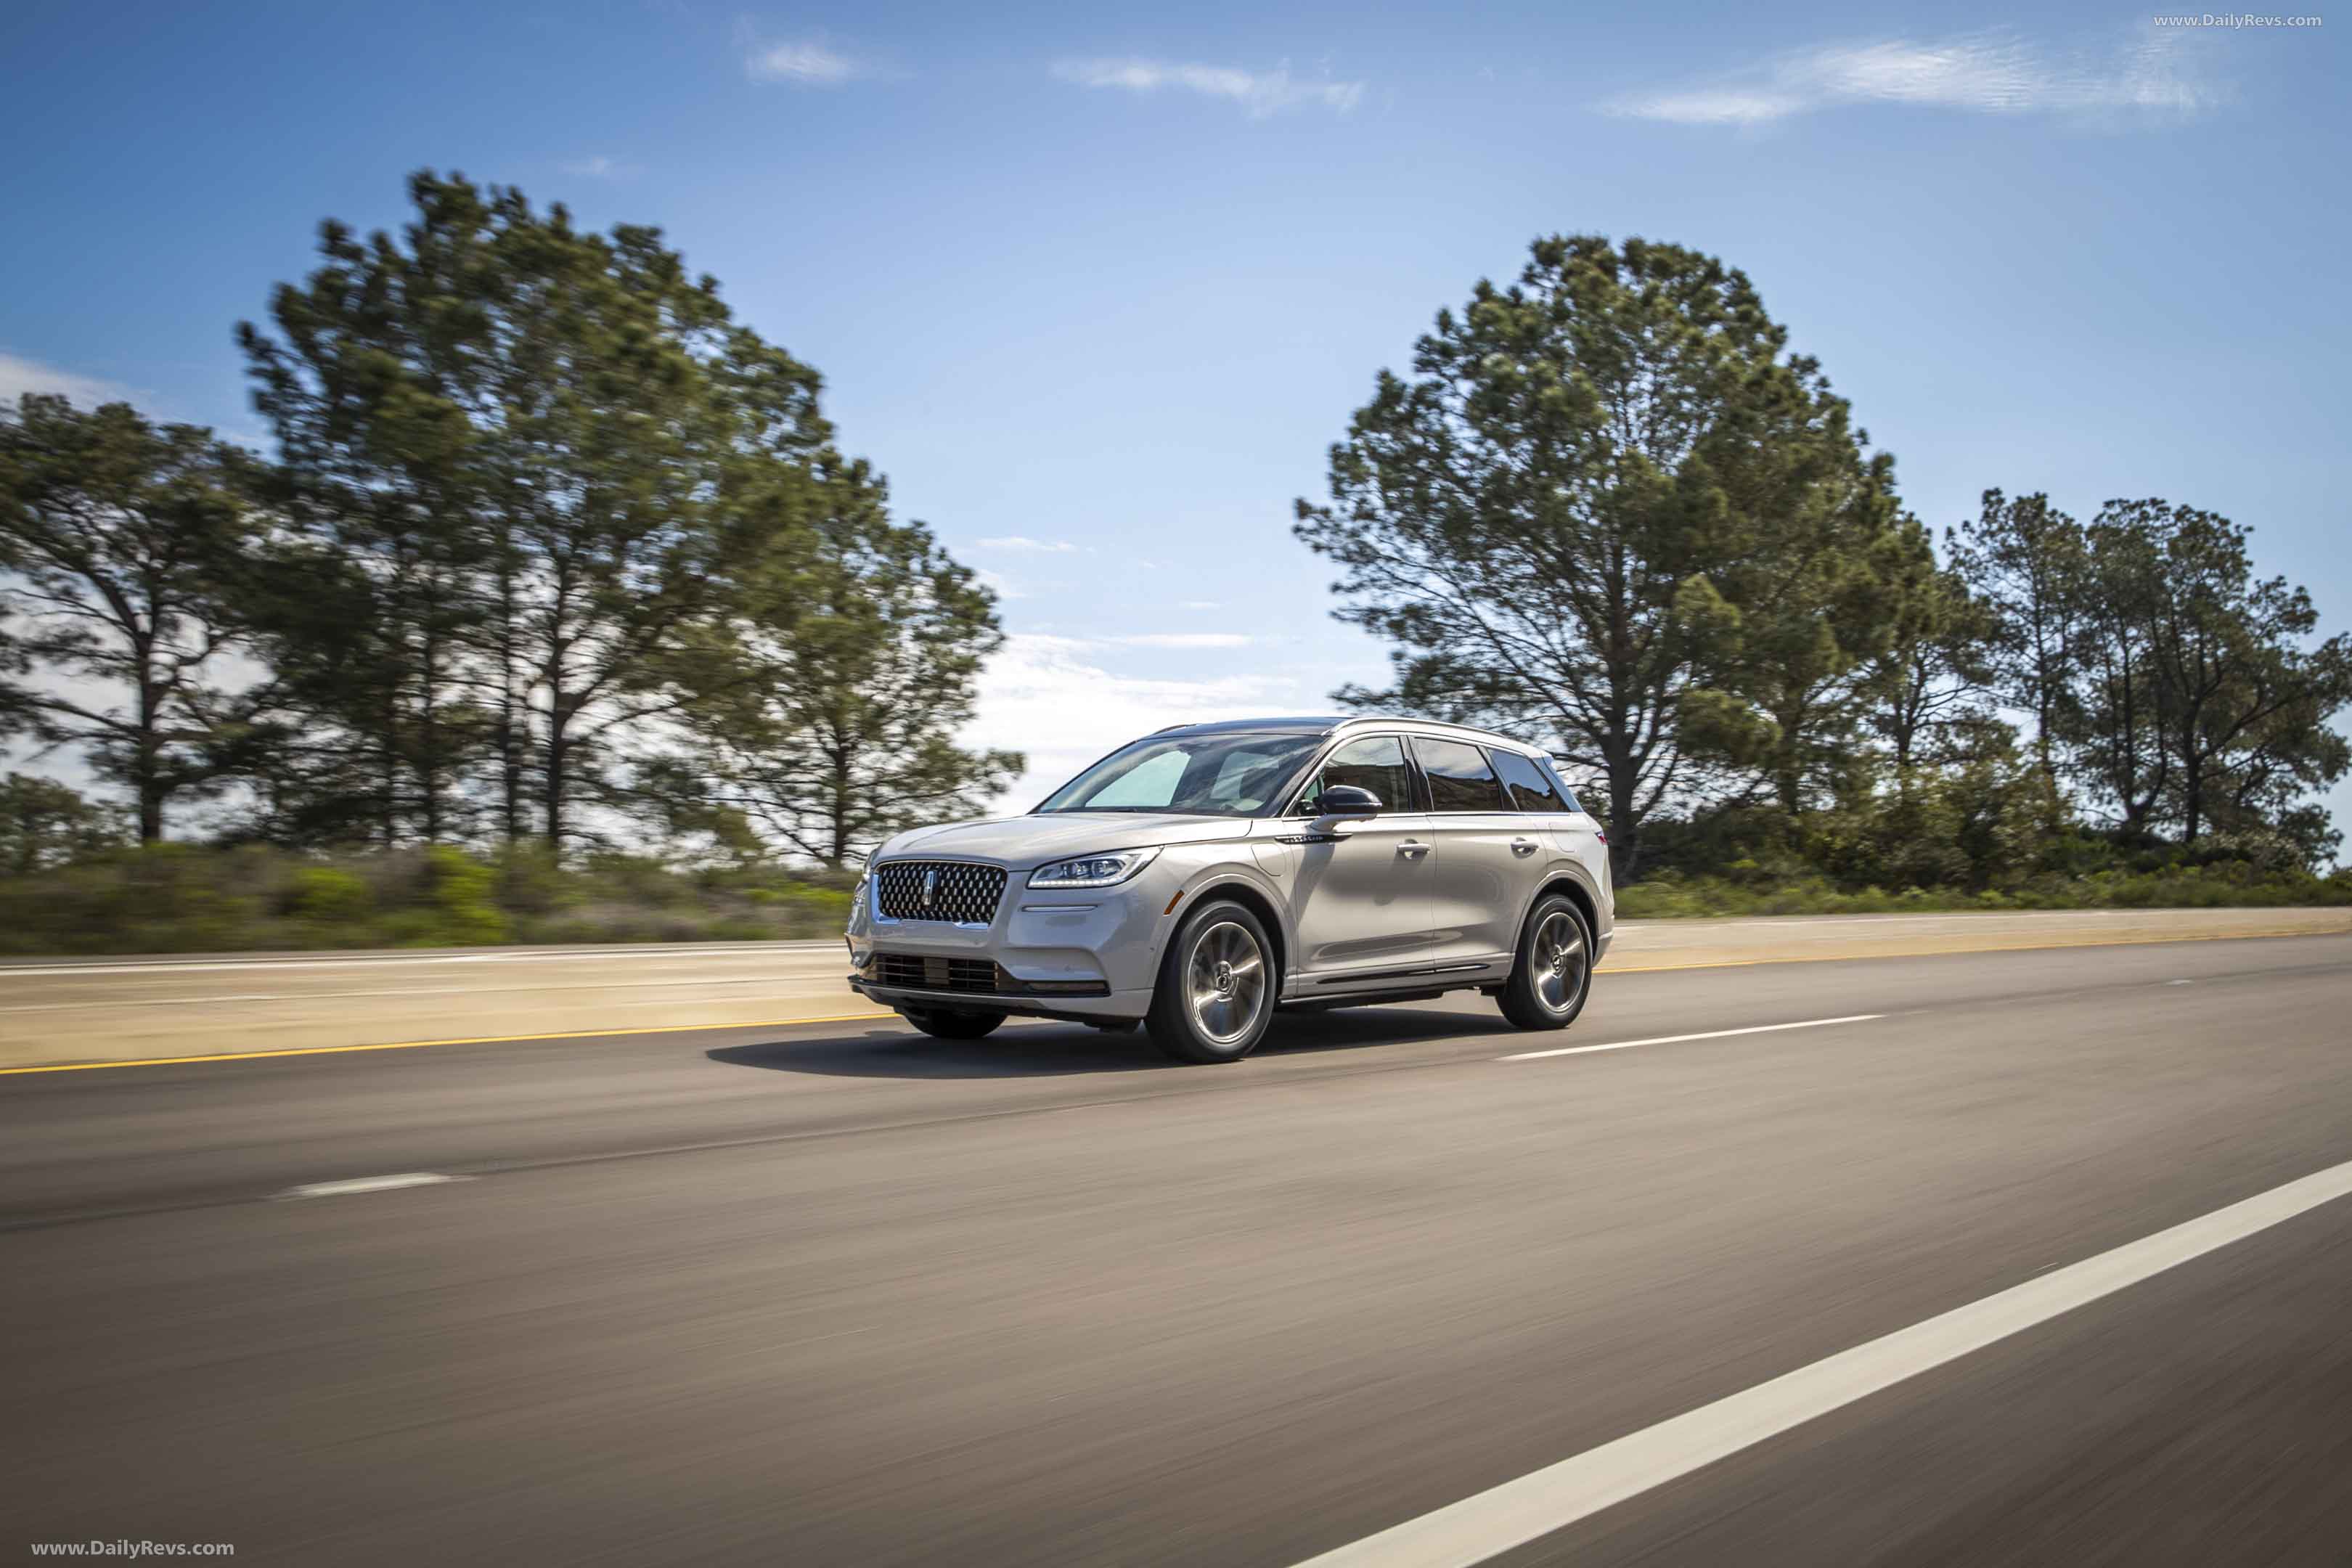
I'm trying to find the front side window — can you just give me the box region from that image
[1292,735,1418,814]
[1492,748,1567,813]
[1035,732,1323,817]
[1412,737,1507,812]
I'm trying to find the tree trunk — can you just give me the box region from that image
[420,619,444,843]
[543,683,568,854]
[135,673,164,844]
[1605,743,1639,883]
[494,553,524,841]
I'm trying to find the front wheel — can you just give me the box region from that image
[1498,894,1593,1032]
[901,1006,1005,1040]
[1147,899,1278,1063]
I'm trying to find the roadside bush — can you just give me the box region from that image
[0,842,858,955]
[288,865,373,931]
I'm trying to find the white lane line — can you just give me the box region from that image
[1290,1156,2352,1568]
[1500,1014,1883,1061]
[274,1173,471,1200]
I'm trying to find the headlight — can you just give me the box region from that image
[1026,848,1161,889]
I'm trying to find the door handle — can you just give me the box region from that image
[1510,836,1539,857]
[1396,840,1430,858]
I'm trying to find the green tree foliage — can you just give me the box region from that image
[1949,490,2091,783]
[238,171,829,849]
[0,772,126,874]
[1857,552,2003,778]
[2081,499,2351,851]
[1294,234,1917,874]
[0,396,256,840]
[645,455,1022,869]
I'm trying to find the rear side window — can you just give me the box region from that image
[1538,759,1585,816]
[1412,738,1507,812]
[1492,749,1567,813]
[1297,735,1419,814]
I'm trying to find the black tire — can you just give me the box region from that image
[1146,899,1278,1063]
[900,1006,1006,1040]
[1498,894,1594,1032]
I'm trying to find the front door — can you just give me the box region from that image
[1280,734,1434,987]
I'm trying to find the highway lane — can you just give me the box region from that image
[4,932,2351,1564]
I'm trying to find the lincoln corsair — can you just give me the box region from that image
[845,716,1614,1062]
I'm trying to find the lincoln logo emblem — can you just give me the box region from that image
[920,868,939,911]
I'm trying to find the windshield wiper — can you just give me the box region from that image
[1048,805,1215,814]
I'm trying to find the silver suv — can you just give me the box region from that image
[845,716,1614,1063]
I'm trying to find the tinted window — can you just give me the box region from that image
[1413,738,1507,812]
[1037,732,1323,816]
[1295,735,1417,814]
[1492,748,1567,813]
[1539,758,1585,816]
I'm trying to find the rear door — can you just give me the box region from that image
[1279,734,1435,988]
[1410,736,1530,971]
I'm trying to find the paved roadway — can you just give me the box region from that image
[6,905,2346,1067]
[4,928,2351,1564]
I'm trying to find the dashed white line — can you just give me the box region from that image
[274,1173,471,1200]
[1289,1156,2352,1568]
[1500,1014,1885,1061]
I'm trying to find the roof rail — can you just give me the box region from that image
[1333,714,1535,748]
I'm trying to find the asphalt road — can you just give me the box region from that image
[6,931,2351,1564]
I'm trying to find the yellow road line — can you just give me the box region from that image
[3,921,2343,1078]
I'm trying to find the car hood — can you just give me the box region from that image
[872,812,1248,870]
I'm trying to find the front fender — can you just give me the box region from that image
[1151,851,1299,984]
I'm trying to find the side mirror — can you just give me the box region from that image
[1312,785,1383,824]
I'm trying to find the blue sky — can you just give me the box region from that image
[3,0,2345,825]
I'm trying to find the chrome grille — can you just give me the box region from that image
[871,952,1002,994]
[873,860,1006,925]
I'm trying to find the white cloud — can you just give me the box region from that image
[560,155,632,179]
[1053,57,1365,117]
[974,535,1080,553]
[1606,27,2219,126]
[968,634,1300,807]
[1111,632,1253,650]
[0,352,134,408]
[973,567,1025,601]
[1180,600,1223,611]
[746,40,860,84]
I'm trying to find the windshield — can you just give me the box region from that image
[1034,731,1326,817]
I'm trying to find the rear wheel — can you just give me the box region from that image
[900,1006,1005,1040]
[1498,894,1593,1032]
[1147,899,1277,1063]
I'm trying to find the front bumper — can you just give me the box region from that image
[846,951,1151,1021]
[846,975,1141,1023]
[846,859,1175,1018]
